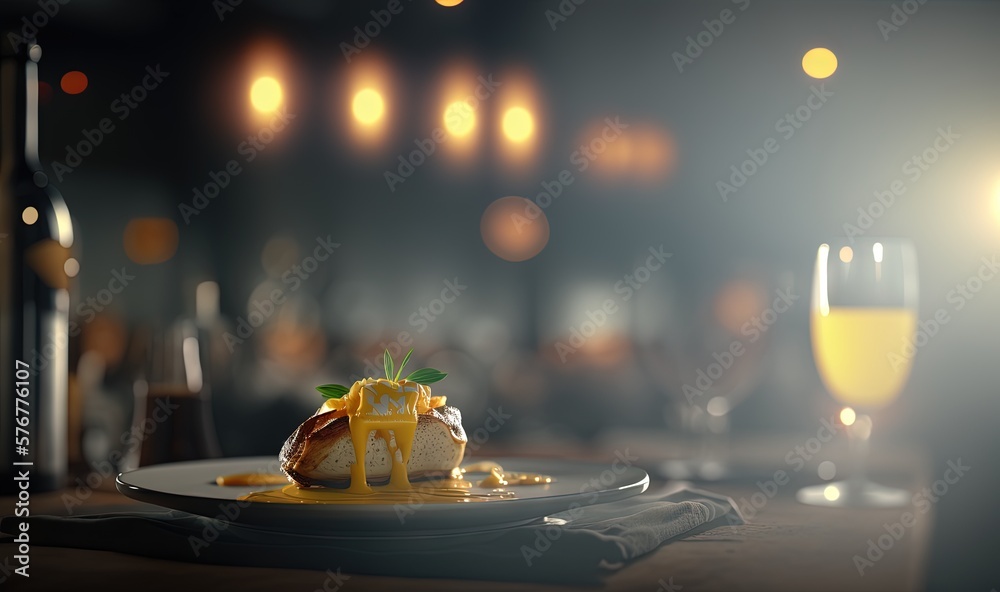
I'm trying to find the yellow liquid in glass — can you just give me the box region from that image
[811,307,917,409]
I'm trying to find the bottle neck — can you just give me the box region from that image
[1,40,41,174]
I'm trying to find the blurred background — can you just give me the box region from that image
[2,0,999,588]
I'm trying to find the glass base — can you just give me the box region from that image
[796,479,910,508]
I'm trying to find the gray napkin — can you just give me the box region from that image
[1,488,742,585]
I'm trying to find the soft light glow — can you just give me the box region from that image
[632,126,678,184]
[182,337,203,393]
[196,281,220,325]
[250,76,283,113]
[873,242,884,263]
[802,47,838,79]
[714,279,767,334]
[817,461,837,480]
[444,100,475,137]
[22,206,39,225]
[839,246,853,263]
[123,218,179,265]
[435,0,464,5]
[823,485,841,501]
[817,243,830,316]
[60,71,88,95]
[706,396,730,417]
[994,180,1000,218]
[481,196,549,262]
[502,106,534,143]
[840,406,857,426]
[352,88,385,126]
[64,257,80,278]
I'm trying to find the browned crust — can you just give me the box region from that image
[279,405,467,487]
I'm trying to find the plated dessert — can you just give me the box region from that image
[222,349,551,504]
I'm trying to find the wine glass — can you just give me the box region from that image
[635,270,774,480]
[797,238,918,507]
[122,320,221,469]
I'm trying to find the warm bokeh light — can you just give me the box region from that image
[823,485,841,501]
[840,406,857,426]
[250,76,283,112]
[817,460,837,480]
[60,71,88,95]
[481,196,549,262]
[435,0,464,5]
[632,126,678,184]
[714,279,767,334]
[22,206,39,225]
[839,245,853,263]
[502,107,534,143]
[873,242,884,263]
[802,47,838,79]
[123,218,179,265]
[343,56,394,148]
[352,88,385,126]
[444,100,475,137]
[63,257,80,278]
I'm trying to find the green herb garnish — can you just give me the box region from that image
[394,348,413,381]
[316,384,350,399]
[316,348,447,400]
[402,367,447,384]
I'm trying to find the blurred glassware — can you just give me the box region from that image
[123,320,221,469]
[797,238,918,507]
[635,269,777,480]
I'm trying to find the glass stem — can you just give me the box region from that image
[846,413,873,502]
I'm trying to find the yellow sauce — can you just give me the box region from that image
[464,463,554,488]
[215,473,288,487]
[220,379,552,505]
[239,478,515,505]
[345,379,420,493]
[222,463,552,505]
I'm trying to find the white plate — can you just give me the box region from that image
[116,456,648,535]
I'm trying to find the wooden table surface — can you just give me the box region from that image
[0,434,932,592]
